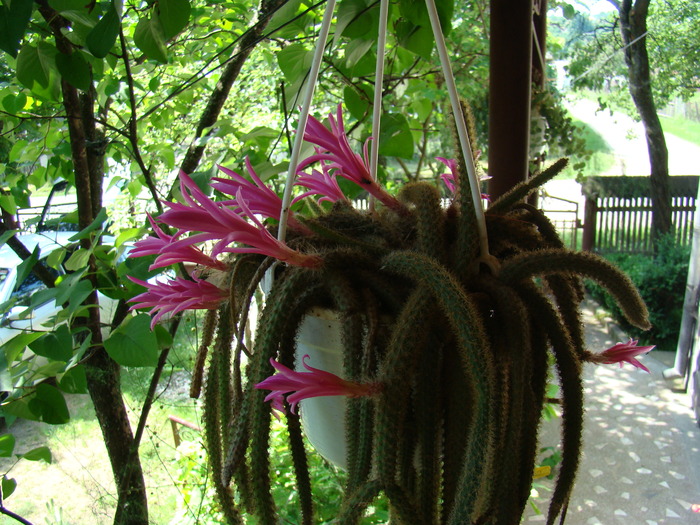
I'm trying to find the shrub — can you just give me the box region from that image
[586,235,690,351]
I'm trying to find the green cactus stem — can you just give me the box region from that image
[190,157,651,525]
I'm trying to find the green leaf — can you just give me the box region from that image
[68,207,107,241]
[343,85,371,121]
[154,323,173,349]
[134,16,168,63]
[1,332,45,364]
[16,42,57,89]
[8,139,28,163]
[0,194,16,215]
[0,348,12,393]
[398,0,453,36]
[1,476,17,499]
[157,0,191,40]
[561,3,576,20]
[0,0,33,58]
[336,0,377,39]
[396,20,433,60]
[345,38,373,68]
[104,314,159,367]
[411,97,432,121]
[114,228,141,247]
[64,280,93,314]
[0,434,15,458]
[239,126,278,152]
[49,0,91,11]
[85,0,121,58]
[276,44,313,84]
[55,51,91,91]
[379,113,414,159]
[19,446,52,463]
[46,248,67,270]
[13,245,42,294]
[58,365,87,394]
[2,93,27,114]
[28,325,73,362]
[64,248,91,271]
[2,397,39,422]
[28,383,70,424]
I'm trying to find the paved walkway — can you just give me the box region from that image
[566,98,700,177]
[523,299,700,524]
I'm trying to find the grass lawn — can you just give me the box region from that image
[0,310,206,525]
[558,119,615,179]
[660,114,700,147]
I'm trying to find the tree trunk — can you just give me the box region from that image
[86,351,149,524]
[40,5,150,523]
[63,77,150,524]
[619,0,672,242]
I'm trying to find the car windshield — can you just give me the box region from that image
[0,268,8,286]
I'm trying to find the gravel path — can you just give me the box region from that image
[523,299,700,524]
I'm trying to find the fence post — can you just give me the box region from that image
[582,195,597,251]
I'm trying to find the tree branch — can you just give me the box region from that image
[176,0,288,181]
[119,29,162,214]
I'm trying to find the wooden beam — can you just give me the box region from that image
[487,0,534,200]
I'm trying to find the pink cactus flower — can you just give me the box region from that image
[436,157,458,194]
[130,214,228,271]
[255,355,381,416]
[436,156,490,201]
[298,105,404,212]
[212,158,282,221]
[294,159,348,204]
[596,338,655,373]
[128,275,227,329]
[160,172,321,267]
[212,160,311,234]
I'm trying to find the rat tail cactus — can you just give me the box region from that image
[129,105,651,525]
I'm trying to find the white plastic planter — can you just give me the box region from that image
[294,307,348,469]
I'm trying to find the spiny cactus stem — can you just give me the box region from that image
[516,284,584,525]
[189,308,218,399]
[426,0,490,266]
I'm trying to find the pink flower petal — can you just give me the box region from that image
[255,355,379,415]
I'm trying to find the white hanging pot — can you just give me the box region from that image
[294,307,348,469]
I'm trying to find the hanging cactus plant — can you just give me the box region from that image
[129,105,652,525]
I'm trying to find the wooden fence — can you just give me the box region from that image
[581,176,699,253]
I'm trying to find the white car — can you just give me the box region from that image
[0,231,125,345]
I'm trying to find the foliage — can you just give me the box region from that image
[586,234,690,351]
[0,432,52,507]
[173,424,389,524]
[561,0,700,116]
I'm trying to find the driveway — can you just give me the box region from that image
[541,98,700,219]
[566,98,700,177]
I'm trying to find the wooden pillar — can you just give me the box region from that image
[487,0,534,200]
[582,196,597,251]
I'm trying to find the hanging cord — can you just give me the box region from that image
[263,0,337,292]
[424,0,498,273]
[368,0,390,212]
[277,0,338,243]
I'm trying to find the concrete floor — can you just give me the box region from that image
[522,300,700,524]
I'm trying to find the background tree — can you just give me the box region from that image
[564,0,700,243]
